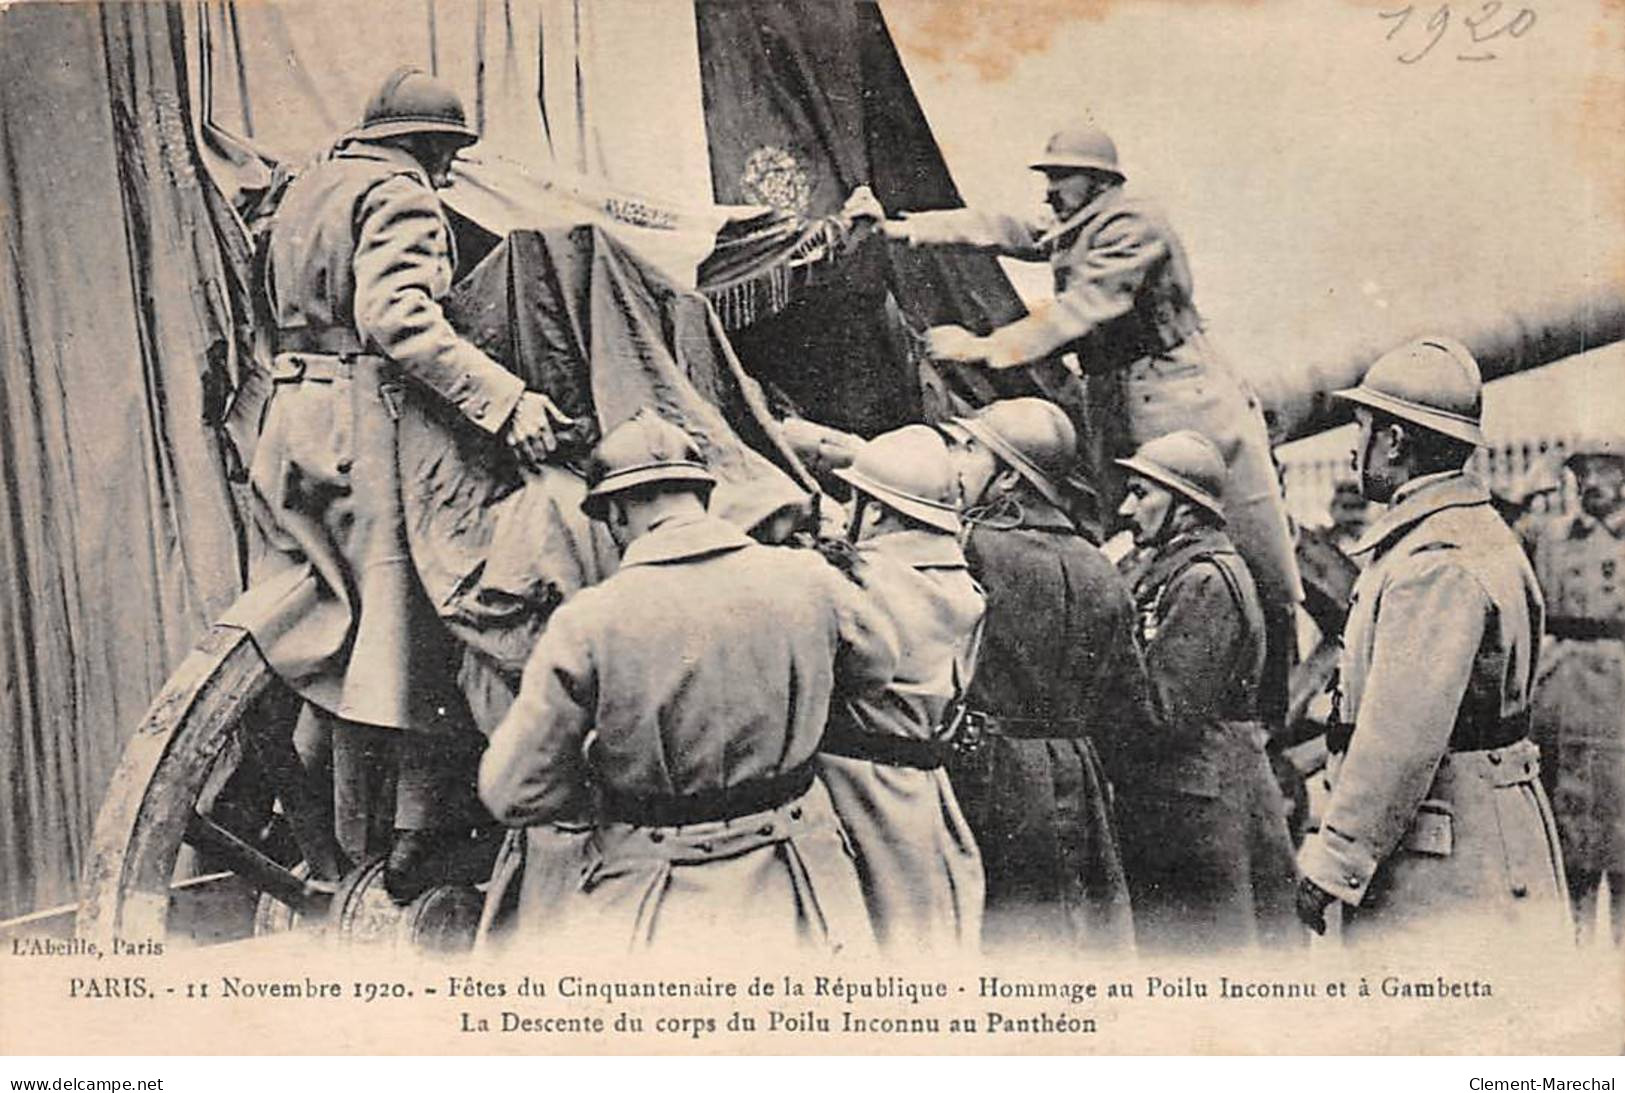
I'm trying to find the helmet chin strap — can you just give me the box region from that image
[845,496,870,544]
[962,469,1026,536]
[1146,496,1176,546]
[1147,498,1199,547]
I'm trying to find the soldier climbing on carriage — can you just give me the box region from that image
[242,67,577,903]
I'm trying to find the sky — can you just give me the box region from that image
[881,0,1625,464]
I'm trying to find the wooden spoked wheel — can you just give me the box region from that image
[77,623,339,948]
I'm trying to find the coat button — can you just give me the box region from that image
[648,830,665,843]
[758,824,775,837]
[790,807,803,820]
[1511,884,1528,898]
[1346,875,1361,888]
[336,458,352,473]
[1488,751,1502,765]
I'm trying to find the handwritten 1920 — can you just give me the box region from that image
[1379,2,1537,63]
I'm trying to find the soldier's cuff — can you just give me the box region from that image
[460,362,525,435]
[1297,825,1379,906]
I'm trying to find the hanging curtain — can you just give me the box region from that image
[0,1,247,917]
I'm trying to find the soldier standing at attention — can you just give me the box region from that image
[941,397,1151,951]
[246,67,572,899]
[479,411,896,953]
[1113,431,1301,950]
[1524,432,1625,944]
[817,425,987,953]
[1296,338,1568,942]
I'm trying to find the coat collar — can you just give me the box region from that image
[619,512,754,569]
[858,528,968,570]
[335,140,431,186]
[1013,494,1079,534]
[1037,183,1126,249]
[1136,524,1234,594]
[1350,470,1491,556]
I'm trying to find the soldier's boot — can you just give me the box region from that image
[383,731,494,904]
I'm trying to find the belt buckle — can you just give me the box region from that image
[379,380,404,421]
[270,354,307,384]
[948,708,988,757]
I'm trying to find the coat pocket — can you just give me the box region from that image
[1401,800,1454,857]
[1162,750,1222,800]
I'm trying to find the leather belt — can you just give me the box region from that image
[1449,709,1533,754]
[1547,617,1625,642]
[820,723,950,771]
[276,325,367,356]
[1326,710,1532,756]
[958,709,1092,747]
[596,761,817,828]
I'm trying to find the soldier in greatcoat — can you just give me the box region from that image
[1524,432,1625,944]
[1296,338,1568,944]
[940,397,1150,951]
[242,68,572,898]
[847,124,1302,726]
[479,411,896,954]
[1113,431,1301,951]
[816,425,987,953]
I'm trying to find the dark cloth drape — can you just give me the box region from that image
[695,0,1074,437]
[427,226,817,678]
[0,1,247,917]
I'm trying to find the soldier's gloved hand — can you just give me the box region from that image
[925,324,986,363]
[1294,876,1338,935]
[503,391,575,471]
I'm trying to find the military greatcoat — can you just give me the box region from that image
[244,140,526,733]
[1118,526,1301,951]
[479,513,897,954]
[817,529,987,952]
[947,493,1148,951]
[1298,472,1569,942]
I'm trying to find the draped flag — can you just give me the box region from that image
[696,0,1069,437]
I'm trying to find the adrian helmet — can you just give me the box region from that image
[581,409,715,520]
[1029,122,1123,177]
[1332,336,1487,447]
[1115,430,1228,521]
[835,424,962,535]
[952,397,1078,510]
[349,67,479,147]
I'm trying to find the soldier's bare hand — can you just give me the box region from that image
[925,324,985,363]
[503,391,574,471]
[842,186,885,226]
[1294,877,1336,935]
